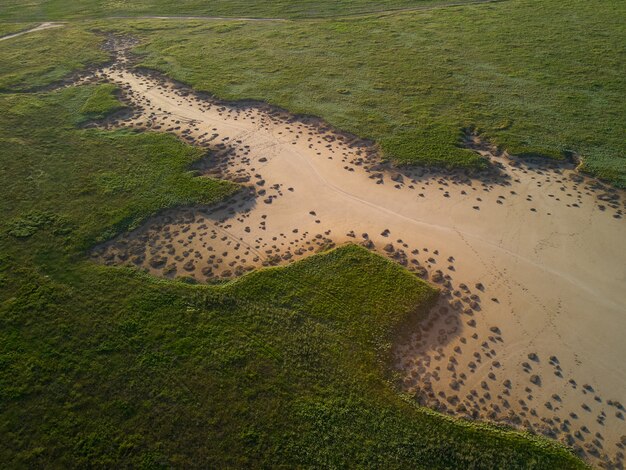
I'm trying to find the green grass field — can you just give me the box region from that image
[0,0,620,466]
[1,0,624,184]
[0,26,106,91]
[0,69,585,468]
[0,0,478,21]
[115,0,624,184]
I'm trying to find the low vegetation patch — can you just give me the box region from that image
[6,210,69,238]
[0,24,107,91]
[79,83,126,121]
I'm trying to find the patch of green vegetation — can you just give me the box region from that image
[96,0,624,184]
[0,24,107,91]
[0,85,236,249]
[0,241,584,468]
[6,210,67,238]
[0,77,584,467]
[79,83,126,122]
[0,0,477,21]
[382,125,486,168]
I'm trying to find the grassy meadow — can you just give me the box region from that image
[1,0,625,184]
[0,50,585,468]
[0,26,582,468]
[0,0,619,465]
[0,0,477,21]
[107,0,625,185]
[0,26,106,91]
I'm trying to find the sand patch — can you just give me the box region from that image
[84,45,626,467]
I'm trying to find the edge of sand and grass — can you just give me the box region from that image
[93,0,624,187]
[0,66,588,467]
[2,1,625,186]
[2,9,616,467]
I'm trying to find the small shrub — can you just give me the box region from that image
[7,210,59,238]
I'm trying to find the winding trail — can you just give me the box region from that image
[0,22,64,42]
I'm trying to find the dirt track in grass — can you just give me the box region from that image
[0,22,64,41]
[82,42,626,467]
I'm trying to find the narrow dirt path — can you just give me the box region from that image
[0,22,64,42]
[84,49,625,467]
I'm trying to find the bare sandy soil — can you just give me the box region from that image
[82,45,626,468]
[0,22,64,42]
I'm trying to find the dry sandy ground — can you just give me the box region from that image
[82,45,626,467]
[0,22,64,42]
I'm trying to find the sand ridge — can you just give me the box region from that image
[84,44,626,467]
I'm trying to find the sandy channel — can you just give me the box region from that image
[85,50,626,467]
